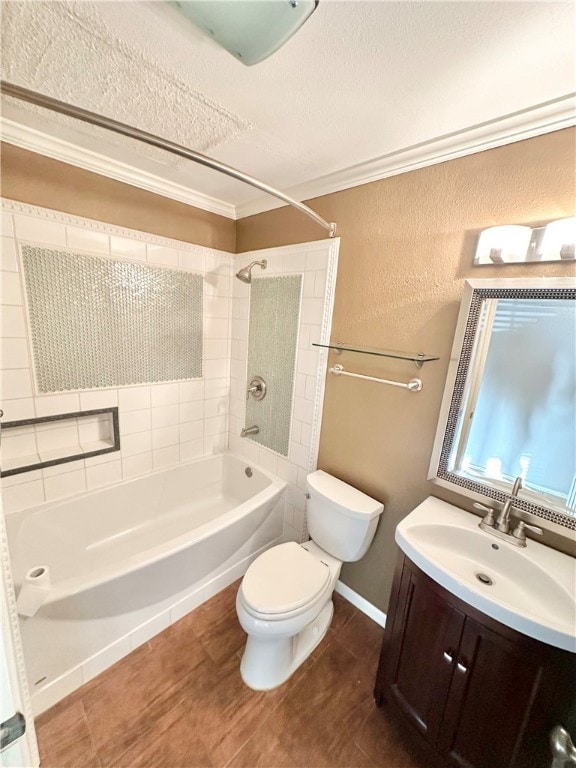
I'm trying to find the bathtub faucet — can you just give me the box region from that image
[241,425,260,438]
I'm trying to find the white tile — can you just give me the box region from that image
[297,349,320,377]
[82,638,132,684]
[0,271,22,305]
[276,457,298,485]
[204,433,226,454]
[305,374,317,401]
[292,505,306,535]
[78,415,112,444]
[1,468,43,487]
[203,397,226,419]
[258,449,278,474]
[0,305,26,337]
[147,244,179,266]
[1,237,18,271]
[35,393,80,417]
[206,297,229,318]
[228,433,243,455]
[300,422,313,447]
[150,382,179,407]
[84,450,119,468]
[0,369,32,399]
[178,380,204,402]
[303,270,315,298]
[282,524,301,544]
[36,424,79,456]
[209,378,229,399]
[241,439,260,463]
[151,404,179,429]
[231,319,248,341]
[298,324,311,350]
[282,252,306,272]
[66,226,109,254]
[122,451,153,478]
[2,479,44,513]
[179,401,203,423]
[1,211,14,238]
[178,250,205,272]
[205,359,228,380]
[180,420,203,443]
[291,420,302,444]
[42,459,85,479]
[204,339,229,360]
[297,467,309,491]
[2,432,38,463]
[121,431,152,457]
[153,444,179,469]
[110,236,146,261]
[314,271,327,297]
[204,416,227,437]
[44,469,86,502]
[129,613,171,650]
[306,250,328,271]
[294,373,306,399]
[289,441,310,469]
[301,298,324,325]
[205,318,229,339]
[80,389,118,410]
[0,338,29,369]
[180,438,204,462]
[86,460,122,490]
[293,397,313,424]
[14,215,66,247]
[119,385,150,411]
[120,408,152,435]
[0,397,35,421]
[152,425,179,449]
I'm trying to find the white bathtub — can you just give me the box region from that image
[5,453,286,713]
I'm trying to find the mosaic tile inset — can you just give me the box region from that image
[246,274,302,456]
[22,247,203,392]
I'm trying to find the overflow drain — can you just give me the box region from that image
[475,572,494,586]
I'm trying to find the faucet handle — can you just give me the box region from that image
[474,503,496,528]
[511,520,544,545]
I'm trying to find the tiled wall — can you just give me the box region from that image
[0,198,339,544]
[0,199,232,513]
[229,240,339,542]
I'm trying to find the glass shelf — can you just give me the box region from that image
[312,342,439,365]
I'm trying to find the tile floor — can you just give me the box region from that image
[35,583,431,768]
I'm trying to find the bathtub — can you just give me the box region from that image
[4,453,287,713]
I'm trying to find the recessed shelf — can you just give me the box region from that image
[312,342,439,365]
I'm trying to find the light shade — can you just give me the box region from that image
[475,225,532,264]
[540,217,576,261]
[172,0,319,66]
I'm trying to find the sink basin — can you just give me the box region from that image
[396,497,576,652]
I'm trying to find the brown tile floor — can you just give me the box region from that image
[35,582,432,768]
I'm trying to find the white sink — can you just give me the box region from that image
[396,497,576,652]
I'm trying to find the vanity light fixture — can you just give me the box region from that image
[474,217,576,265]
[171,0,319,66]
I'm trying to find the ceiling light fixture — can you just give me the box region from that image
[171,0,319,66]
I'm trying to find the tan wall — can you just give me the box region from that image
[0,143,236,251]
[237,128,576,612]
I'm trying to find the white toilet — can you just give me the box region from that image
[236,470,384,690]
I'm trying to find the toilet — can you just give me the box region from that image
[236,470,384,690]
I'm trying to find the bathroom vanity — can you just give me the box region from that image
[374,498,576,768]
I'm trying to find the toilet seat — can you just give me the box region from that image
[241,542,330,617]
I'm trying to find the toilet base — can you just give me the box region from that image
[239,599,334,691]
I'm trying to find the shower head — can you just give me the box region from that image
[235,259,267,284]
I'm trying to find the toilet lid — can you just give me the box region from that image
[242,542,330,615]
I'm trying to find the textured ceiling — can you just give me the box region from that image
[1,1,575,218]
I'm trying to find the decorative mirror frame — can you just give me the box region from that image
[429,277,576,532]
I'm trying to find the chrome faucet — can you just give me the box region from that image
[476,476,543,547]
[240,425,260,438]
[495,476,523,533]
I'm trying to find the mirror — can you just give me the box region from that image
[430,278,576,530]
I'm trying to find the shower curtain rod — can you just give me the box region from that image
[0,81,337,238]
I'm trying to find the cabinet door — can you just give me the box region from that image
[438,617,547,768]
[386,566,466,745]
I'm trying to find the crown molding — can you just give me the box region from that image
[0,118,237,220]
[236,93,576,218]
[3,92,574,224]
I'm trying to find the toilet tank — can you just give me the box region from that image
[306,471,384,561]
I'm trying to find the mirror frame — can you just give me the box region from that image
[429,277,576,532]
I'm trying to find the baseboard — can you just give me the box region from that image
[335,580,387,628]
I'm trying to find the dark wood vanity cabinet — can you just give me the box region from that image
[375,555,576,768]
